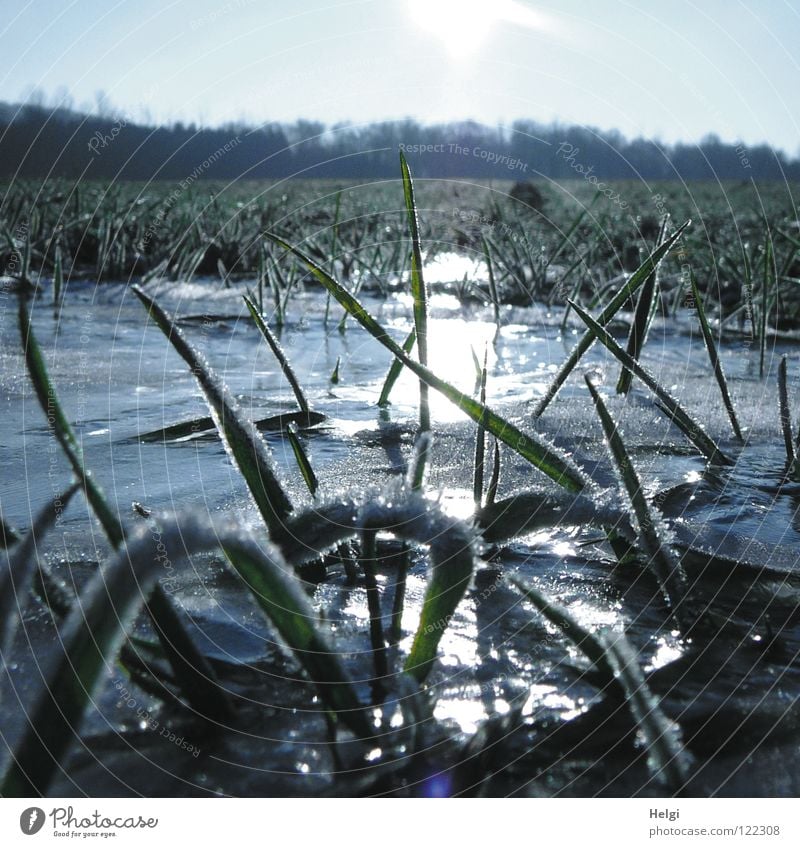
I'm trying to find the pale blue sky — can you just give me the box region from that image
[2,0,799,154]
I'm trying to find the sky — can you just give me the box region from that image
[2,0,799,155]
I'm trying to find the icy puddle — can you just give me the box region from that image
[2,278,800,796]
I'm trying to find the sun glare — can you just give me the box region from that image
[408,0,545,58]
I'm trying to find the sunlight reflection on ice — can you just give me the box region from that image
[644,634,684,672]
[420,251,486,285]
[522,684,583,720]
[434,695,486,734]
[390,317,498,422]
[432,488,476,520]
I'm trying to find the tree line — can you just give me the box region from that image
[1,101,797,183]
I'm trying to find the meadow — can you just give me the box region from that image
[1,165,799,797]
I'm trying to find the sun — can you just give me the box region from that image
[408,0,493,58]
[407,0,545,59]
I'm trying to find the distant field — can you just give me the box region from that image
[2,178,798,326]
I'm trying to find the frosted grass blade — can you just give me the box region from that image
[689,271,743,442]
[569,298,731,465]
[133,285,294,537]
[533,221,690,417]
[399,150,430,432]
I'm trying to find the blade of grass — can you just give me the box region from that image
[778,355,794,468]
[510,577,615,680]
[268,235,589,493]
[407,430,433,493]
[481,236,501,340]
[394,431,434,646]
[399,150,430,432]
[742,245,755,341]
[569,299,731,465]
[391,507,473,683]
[378,327,416,407]
[218,533,372,739]
[760,234,772,378]
[389,545,409,645]
[136,409,325,443]
[485,438,501,506]
[19,296,124,547]
[145,584,236,723]
[324,190,343,328]
[282,488,476,682]
[0,484,80,663]
[584,376,687,611]
[133,285,293,536]
[603,631,691,790]
[360,530,388,700]
[244,295,311,414]
[689,272,743,442]
[511,577,690,791]
[52,243,63,306]
[617,216,668,394]
[533,221,691,417]
[477,489,633,545]
[473,347,488,507]
[286,422,319,497]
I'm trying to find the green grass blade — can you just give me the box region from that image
[477,489,633,545]
[286,422,319,497]
[146,584,236,722]
[510,577,615,681]
[569,298,731,465]
[133,285,294,536]
[359,530,388,697]
[0,483,80,661]
[53,243,63,306]
[219,531,371,737]
[136,409,325,443]
[399,150,430,432]
[481,236,501,338]
[511,577,690,790]
[285,489,475,683]
[584,376,687,611]
[533,221,691,417]
[760,234,772,378]
[268,235,589,493]
[244,295,311,414]
[601,631,691,790]
[485,438,501,506]
[473,348,488,507]
[778,355,794,467]
[378,327,416,407]
[617,216,668,394]
[330,355,341,384]
[396,512,474,683]
[389,545,409,645]
[330,190,342,267]
[689,272,743,442]
[406,431,432,492]
[19,296,125,548]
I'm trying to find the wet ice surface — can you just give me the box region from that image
[2,276,800,796]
